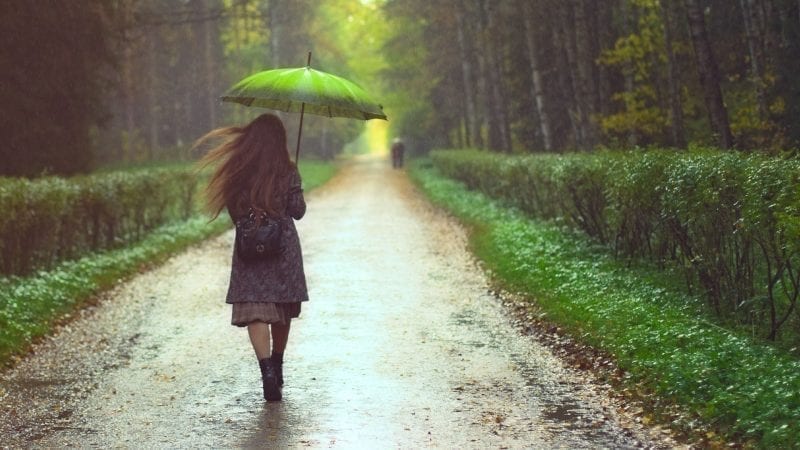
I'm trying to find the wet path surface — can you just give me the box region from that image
[0,156,676,448]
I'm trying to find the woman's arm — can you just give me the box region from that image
[286,168,306,220]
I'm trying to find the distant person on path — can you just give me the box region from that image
[195,113,308,402]
[390,137,405,169]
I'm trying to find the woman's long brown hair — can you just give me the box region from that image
[194,113,294,219]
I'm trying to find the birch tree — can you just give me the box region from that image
[521,0,553,150]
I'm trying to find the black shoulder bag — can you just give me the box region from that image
[234,208,284,261]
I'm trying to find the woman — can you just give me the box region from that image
[195,113,308,402]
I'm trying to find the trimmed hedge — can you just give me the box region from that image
[431,149,800,344]
[0,168,200,277]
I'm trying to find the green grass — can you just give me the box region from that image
[0,161,337,366]
[296,159,338,192]
[409,159,800,448]
[93,160,194,174]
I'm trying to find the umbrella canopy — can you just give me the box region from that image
[221,53,386,161]
[221,67,387,121]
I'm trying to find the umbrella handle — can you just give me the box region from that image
[296,102,305,162]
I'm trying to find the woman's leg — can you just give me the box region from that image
[270,321,291,353]
[270,321,290,387]
[248,321,281,401]
[247,321,271,360]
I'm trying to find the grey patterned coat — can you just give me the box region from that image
[225,167,308,304]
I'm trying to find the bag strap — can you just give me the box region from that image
[246,207,286,226]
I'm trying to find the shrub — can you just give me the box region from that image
[0,167,200,277]
[430,148,800,345]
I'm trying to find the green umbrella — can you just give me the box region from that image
[221,53,387,161]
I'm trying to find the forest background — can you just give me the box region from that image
[3,0,800,178]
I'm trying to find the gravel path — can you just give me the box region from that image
[0,155,677,449]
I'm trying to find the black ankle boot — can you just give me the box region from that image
[258,358,281,401]
[270,352,284,387]
[271,358,284,387]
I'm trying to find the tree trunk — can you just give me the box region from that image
[521,0,553,151]
[465,0,485,148]
[740,0,768,120]
[268,0,282,65]
[475,0,499,151]
[549,4,578,150]
[147,35,158,157]
[120,0,136,162]
[595,0,613,116]
[684,0,734,149]
[754,0,774,49]
[455,1,477,148]
[620,0,638,146]
[203,0,217,130]
[473,32,487,149]
[480,0,511,152]
[572,0,598,150]
[121,45,135,157]
[558,2,586,149]
[242,0,251,48]
[662,0,687,148]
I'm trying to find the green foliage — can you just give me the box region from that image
[430,149,800,346]
[295,160,339,192]
[601,88,670,141]
[0,167,201,277]
[379,7,437,148]
[430,149,610,240]
[598,0,672,144]
[410,160,800,446]
[727,86,786,151]
[379,0,471,152]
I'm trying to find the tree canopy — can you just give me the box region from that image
[3,0,800,176]
[380,0,800,153]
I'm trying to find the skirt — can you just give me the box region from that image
[231,302,302,327]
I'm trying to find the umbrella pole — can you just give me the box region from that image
[294,51,312,163]
[295,102,305,162]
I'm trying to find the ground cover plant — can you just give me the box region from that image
[0,160,336,366]
[410,159,800,447]
[430,149,800,350]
